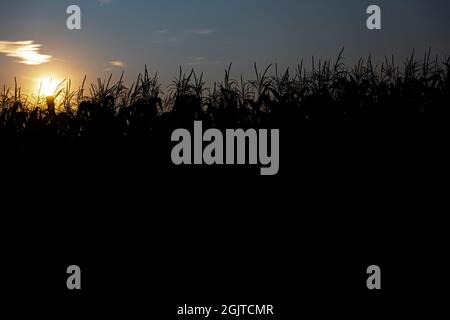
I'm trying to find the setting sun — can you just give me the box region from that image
[35,77,61,97]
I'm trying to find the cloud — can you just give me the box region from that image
[153,30,178,44]
[109,60,125,67]
[155,29,170,35]
[153,37,178,44]
[185,57,223,67]
[0,40,52,65]
[189,29,215,35]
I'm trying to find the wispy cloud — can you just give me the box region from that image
[153,29,179,45]
[109,60,125,67]
[190,57,206,61]
[155,29,170,35]
[185,57,223,67]
[189,29,215,35]
[0,40,52,65]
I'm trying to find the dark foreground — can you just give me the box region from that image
[1,57,449,317]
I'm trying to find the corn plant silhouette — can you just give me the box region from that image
[1,51,449,167]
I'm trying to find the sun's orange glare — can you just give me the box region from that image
[35,77,60,97]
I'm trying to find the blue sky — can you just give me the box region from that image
[1,0,450,92]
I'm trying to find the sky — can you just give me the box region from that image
[1,0,450,94]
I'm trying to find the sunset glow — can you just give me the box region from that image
[35,77,62,97]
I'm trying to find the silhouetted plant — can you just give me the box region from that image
[1,50,449,152]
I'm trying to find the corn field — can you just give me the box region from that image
[1,50,449,155]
